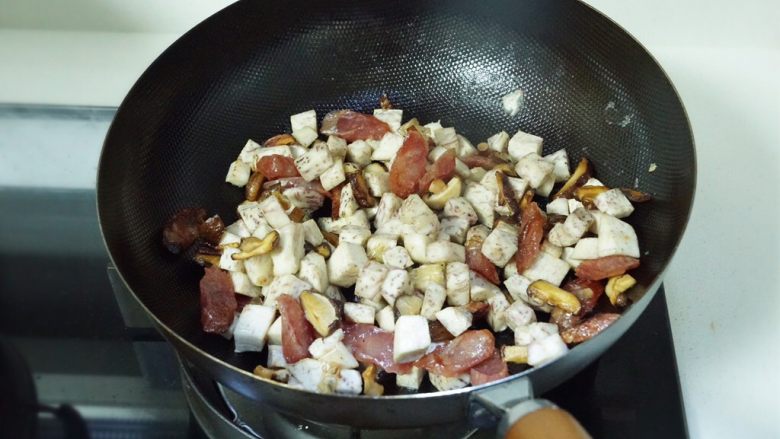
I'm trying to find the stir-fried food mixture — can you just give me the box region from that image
[163,98,650,395]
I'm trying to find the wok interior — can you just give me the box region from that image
[99,0,694,378]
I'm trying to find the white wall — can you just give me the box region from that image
[0,0,777,106]
[0,0,234,106]
[0,0,235,33]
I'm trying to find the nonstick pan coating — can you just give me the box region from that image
[98,0,694,428]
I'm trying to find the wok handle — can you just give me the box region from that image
[469,378,591,438]
[501,399,590,439]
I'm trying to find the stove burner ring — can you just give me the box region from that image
[215,384,263,439]
[181,360,490,438]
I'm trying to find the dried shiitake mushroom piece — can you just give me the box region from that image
[252,365,275,380]
[528,280,582,314]
[289,207,306,223]
[492,151,512,163]
[322,231,340,247]
[313,243,331,259]
[300,291,341,337]
[496,172,520,219]
[348,171,378,208]
[545,214,567,231]
[502,345,528,364]
[428,179,447,194]
[193,243,221,267]
[423,177,462,210]
[399,118,423,137]
[362,364,384,396]
[553,157,592,199]
[343,162,361,175]
[492,163,517,177]
[272,191,292,211]
[231,231,279,260]
[428,320,455,343]
[574,185,609,204]
[379,94,393,110]
[245,172,265,201]
[253,365,290,383]
[606,274,636,306]
[620,188,653,203]
[519,189,535,210]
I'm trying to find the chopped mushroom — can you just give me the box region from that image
[605,273,636,306]
[424,177,462,210]
[528,280,582,314]
[300,291,341,337]
[231,232,279,260]
[561,313,620,344]
[502,345,529,364]
[362,365,385,396]
[553,157,592,199]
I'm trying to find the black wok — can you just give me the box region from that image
[97,0,695,434]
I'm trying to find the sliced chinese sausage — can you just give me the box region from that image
[256,154,300,180]
[162,207,207,254]
[235,293,252,313]
[417,329,496,377]
[199,266,237,333]
[277,294,316,363]
[342,323,412,374]
[414,343,444,372]
[466,249,500,285]
[562,278,605,316]
[320,110,391,142]
[470,351,509,386]
[549,307,582,330]
[515,202,545,273]
[419,149,456,194]
[575,256,640,281]
[465,233,500,285]
[389,130,429,198]
[561,313,621,344]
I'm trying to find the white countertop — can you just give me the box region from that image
[1,1,778,437]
